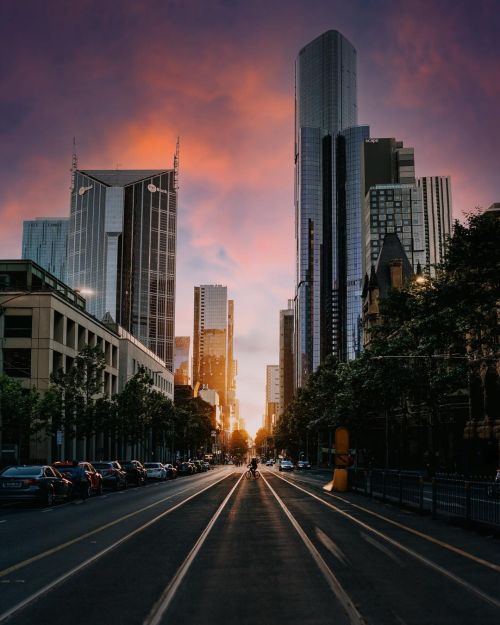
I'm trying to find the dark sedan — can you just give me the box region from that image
[120,460,147,486]
[0,465,72,506]
[53,461,103,498]
[91,461,127,490]
[296,460,311,470]
[177,462,193,476]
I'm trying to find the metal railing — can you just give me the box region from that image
[348,469,500,529]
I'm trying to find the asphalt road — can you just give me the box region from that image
[1,466,499,625]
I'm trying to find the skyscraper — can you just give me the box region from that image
[295,30,369,382]
[22,218,69,282]
[174,336,191,386]
[418,176,453,271]
[67,165,178,369]
[364,184,425,273]
[192,285,236,431]
[279,300,294,418]
[265,365,280,433]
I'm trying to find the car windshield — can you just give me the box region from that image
[1,466,43,477]
[92,463,112,470]
[144,463,161,468]
[56,467,83,475]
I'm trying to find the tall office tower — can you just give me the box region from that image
[192,285,234,431]
[67,166,178,369]
[279,300,294,418]
[364,184,425,272]
[22,218,69,282]
[295,30,369,383]
[226,299,238,428]
[174,336,191,386]
[265,365,280,433]
[417,176,453,271]
[362,138,416,200]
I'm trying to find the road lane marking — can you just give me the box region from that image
[261,474,366,625]
[283,471,500,575]
[270,472,500,610]
[315,527,349,565]
[0,470,231,580]
[143,472,245,625]
[360,532,403,565]
[0,471,235,624]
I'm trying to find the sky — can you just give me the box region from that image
[0,0,499,436]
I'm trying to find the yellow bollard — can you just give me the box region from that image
[323,468,348,492]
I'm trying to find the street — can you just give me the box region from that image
[1,467,499,625]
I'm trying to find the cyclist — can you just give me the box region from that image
[247,457,258,477]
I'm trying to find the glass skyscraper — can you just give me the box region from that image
[22,218,69,282]
[295,30,369,384]
[192,285,237,433]
[67,168,177,370]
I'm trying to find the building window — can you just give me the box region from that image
[3,315,32,338]
[2,348,31,378]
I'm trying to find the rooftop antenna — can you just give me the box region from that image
[70,137,78,191]
[173,136,180,190]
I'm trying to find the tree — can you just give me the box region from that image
[229,429,249,459]
[0,375,41,463]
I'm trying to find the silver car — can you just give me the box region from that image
[143,462,167,481]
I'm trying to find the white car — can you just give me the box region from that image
[265,460,273,466]
[143,462,167,481]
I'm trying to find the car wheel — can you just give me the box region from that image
[83,482,92,499]
[44,488,55,507]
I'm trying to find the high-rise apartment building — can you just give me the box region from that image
[22,218,69,282]
[364,184,425,273]
[67,167,178,369]
[295,30,370,382]
[192,285,236,431]
[265,365,280,433]
[417,176,452,271]
[174,336,191,386]
[279,300,294,418]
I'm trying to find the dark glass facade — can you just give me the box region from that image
[67,169,177,370]
[295,30,368,384]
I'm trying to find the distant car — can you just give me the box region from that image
[177,462,193,476]
[120,460,147,486]
[265,460,273,466]
[91,461,127,490]
[0,465,73,506]
[143,462,167,481]
[279,460,294,472]
[296,460,311,470]
[191,460,204,473]
[202,461,210,471]
[53,461,103,498]
[163,463,178,479]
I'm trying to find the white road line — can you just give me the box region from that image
[315,527,349,565]
[271,472,500,610]
[360,532,403,565]
[283,471,500,574]
[143,472,245,625]
[0,471,228,579]
[261,473,366,625]
[0,472,234,624]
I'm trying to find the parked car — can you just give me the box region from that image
[53,461,103,498]
[143,462,167,481]
[296,459,311,470]
[0,465,72,506]
[202,461,210,471]
[91,461,127,490]
[120,460,147,486]
[279,460,294,472]
[177,462,193,476]
[163,463,178,479]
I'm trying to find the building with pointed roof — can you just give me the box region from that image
[67,166,178,369]
[362,233,414,347]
